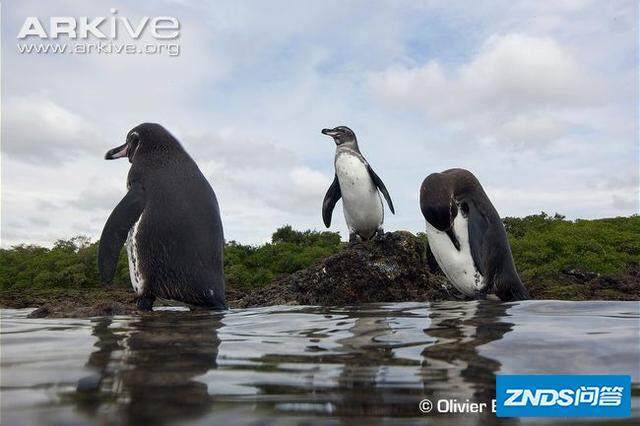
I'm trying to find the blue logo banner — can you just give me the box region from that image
[496,375,631,417]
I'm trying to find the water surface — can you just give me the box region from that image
[1,301,638,425]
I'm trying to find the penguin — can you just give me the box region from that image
[98,123,226,311]
[321,126,395,242]
[419,168,529,301]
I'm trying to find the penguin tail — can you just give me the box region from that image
[495,272,530,301]
[508,281,530,301]
[196,287,227,310]
[185,296,226,310]
[202,299,227,310]
[160,285,226,310]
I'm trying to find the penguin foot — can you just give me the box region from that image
[136,295,155,311]
[473,289,489,301]
[348,232,360,245]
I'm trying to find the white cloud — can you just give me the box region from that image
[68,186,124,212]
[1,1,636,248]
[368,34,606,121]
[186,132,332,243]
[2,96,103,164]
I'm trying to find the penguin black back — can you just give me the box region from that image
[99,123,225,310]
[420,168,529,301]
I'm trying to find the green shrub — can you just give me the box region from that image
[1,216,637,293]
[505,213,639,279]
[224,226,343,288]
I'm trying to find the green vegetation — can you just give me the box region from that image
[0,226,343,294]
[1,214,638,299]
[224,226,342,288]
[504,213,639,280]
[0,236,129,293]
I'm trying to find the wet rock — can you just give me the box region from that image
[8,288,140,319]
[27,307,50,318]
[27,300,139,318]
[236,231,455,308]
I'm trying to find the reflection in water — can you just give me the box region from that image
[328,302,515,421]
[1,301,638,425]
[421,302,516,424]
[334,314,401,416]
[72,312,222,424]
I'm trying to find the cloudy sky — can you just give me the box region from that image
[1,0,638,247]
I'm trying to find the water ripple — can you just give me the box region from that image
[1,301,638,425]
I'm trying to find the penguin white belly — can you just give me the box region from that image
[425,214,484,297]
[126,215,144,295]
[335,153,383,238]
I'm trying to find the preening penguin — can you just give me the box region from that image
[98,123,226,311]
[321,126,395,242]
[419,168,529,301]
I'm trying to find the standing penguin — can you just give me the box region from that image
[98,123,226,311]
[321,126,395,242]
[419,168,529,301]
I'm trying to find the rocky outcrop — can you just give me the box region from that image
[4,232,637,318]
[233,231,455,308]
[234,231,640,307]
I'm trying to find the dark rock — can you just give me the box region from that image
[561,267,600,282]
[27,300,138,318]
[235,231,455,308]
[27,307,50,318]
[528,264,640,301]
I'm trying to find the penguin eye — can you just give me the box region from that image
[128,133,141,151]
[460,202,469,217]
[127,132,141,162]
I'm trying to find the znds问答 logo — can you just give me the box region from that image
[496,375,631,417]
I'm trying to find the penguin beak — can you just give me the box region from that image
[321,128,338,137]
[105,142,129,160]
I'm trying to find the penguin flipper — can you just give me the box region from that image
[467,200,529,301]
[322,175,341,228]
[98,184,145,285]
[466,202,488,277]
[367,165,395,214]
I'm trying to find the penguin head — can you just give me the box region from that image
[420,173,456,232]
[321,126,357,146]
[105,123,179,163]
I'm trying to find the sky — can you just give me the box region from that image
[1,0,638,247]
